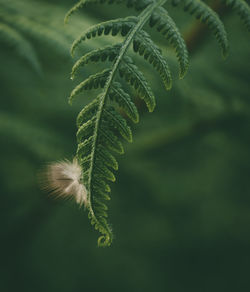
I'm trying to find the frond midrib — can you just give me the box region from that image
[86,0,168,243]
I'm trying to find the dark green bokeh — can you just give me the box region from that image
[1,0,250,291]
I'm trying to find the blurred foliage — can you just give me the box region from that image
[0,0,250,291]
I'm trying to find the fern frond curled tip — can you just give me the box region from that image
[98,234,112,247]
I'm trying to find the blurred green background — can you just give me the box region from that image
[1,0,250,291]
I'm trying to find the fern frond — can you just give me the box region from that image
[0,22,41,73]
[103,107,133,142]
[67,0,168,246]
[71,17,138,55]
[71,44,122,78]
[149,7,189,78]
[171,0,229,56]
[109,82,139,123]
[69,69,111,104]
[66,0,250,246]
[119,56,156,112]
[77,98,100,127]
[133,30,172,89]
[222,0,250,31]
[99,126,125,154]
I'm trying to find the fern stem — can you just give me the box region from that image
[86,0,167,246]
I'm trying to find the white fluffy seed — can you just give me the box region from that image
[39,158,88,207]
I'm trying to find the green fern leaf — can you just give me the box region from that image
[67,0,168,246]
[119,56,156,112]
[65,0,250,246]
[77,98,100,127]
[71,44,122,78]
[103,108,133,142]
[149,7,189,78]
[77,117,96,142]
[96,145,119,171]
[222,0,250,31]
[133,29,172,89]
[69,69,111,104]
[109,82,139,123]
[171,0,229,56]
[71,17,138,55]
[99,126,125,154]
